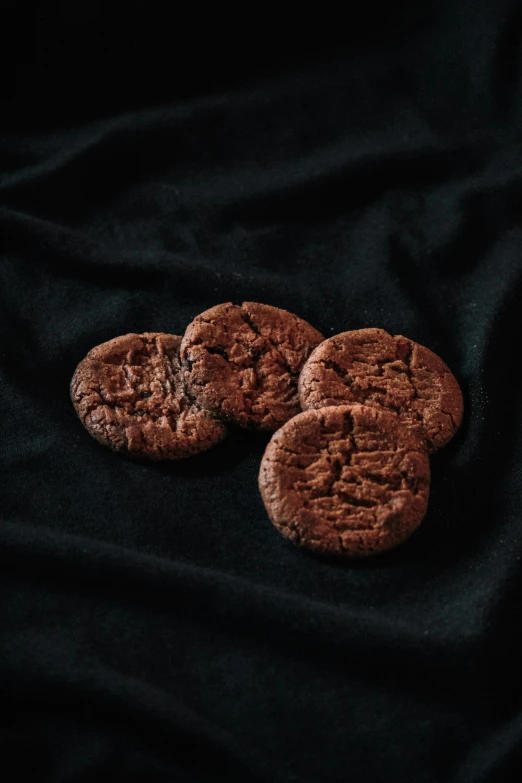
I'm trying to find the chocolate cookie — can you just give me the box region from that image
[71,333,227,459]
[259,404,430,557]
[299,328,463,453]
[180,302,324,431]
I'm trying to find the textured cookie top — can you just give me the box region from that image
[180,302,324,431]
[71,333,227,459]
[299,328,463,453]
[259,404,430,557]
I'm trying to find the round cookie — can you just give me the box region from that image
[299,328,463,453]
[180,302,324,431]
[71,333,227,459]
[259,404,430,557]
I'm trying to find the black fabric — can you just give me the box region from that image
[2,3,522,781]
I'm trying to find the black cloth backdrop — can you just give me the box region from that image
[2,3,522,781]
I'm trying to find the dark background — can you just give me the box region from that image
[2,2,522,780]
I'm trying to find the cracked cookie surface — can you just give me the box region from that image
[299,328,463,453]
[70,333,227,459]
[259,404,430,557]
[180,302,324,431]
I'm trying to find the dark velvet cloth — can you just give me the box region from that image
[2,3,521,780]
